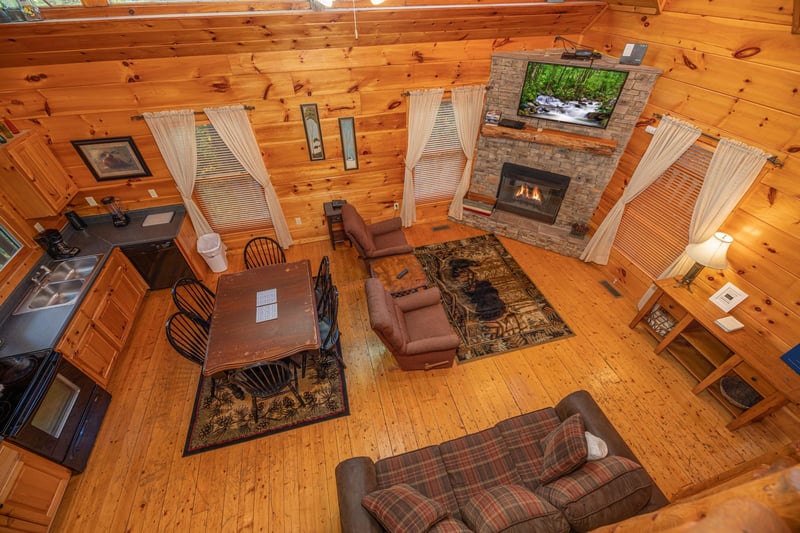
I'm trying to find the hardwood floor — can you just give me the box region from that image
[51,221,799,532]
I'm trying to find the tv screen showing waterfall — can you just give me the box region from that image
[517,62,629,129]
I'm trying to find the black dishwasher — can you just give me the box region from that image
[120,240,194,290]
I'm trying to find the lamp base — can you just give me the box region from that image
[674,262,705,292]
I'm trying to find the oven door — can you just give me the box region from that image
[10,357,98,468]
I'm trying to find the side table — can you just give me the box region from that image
[369,254,428,296]
[323,201,350,250]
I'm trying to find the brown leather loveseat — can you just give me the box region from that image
[335,390,668,532]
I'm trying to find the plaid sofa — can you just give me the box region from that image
[335,390,668,532]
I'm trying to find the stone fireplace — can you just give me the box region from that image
[457,50,662,257]
[495,163,570,224]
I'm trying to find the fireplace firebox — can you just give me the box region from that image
[494,163,571,225]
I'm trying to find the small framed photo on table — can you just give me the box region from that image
[71,137,151,181]
[709,282,748,312]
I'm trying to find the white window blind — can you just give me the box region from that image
[615,144,712,279]
[414,100,465,204]
[193,123,272,233]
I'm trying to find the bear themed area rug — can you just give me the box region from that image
[414,234,573,362]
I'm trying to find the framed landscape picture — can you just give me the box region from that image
[301,104,325,161]
[338,117,358,170]
[71,137,151,181]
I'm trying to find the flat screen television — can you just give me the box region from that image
[517,61,629,129]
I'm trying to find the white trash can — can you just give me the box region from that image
[196,233,228,273]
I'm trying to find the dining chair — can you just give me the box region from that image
[313,256,331,317]
[230,360,304,423]
[165,310,220,397]
[243,236,286,270]
[171,277,216,328]
[294,282,343,377]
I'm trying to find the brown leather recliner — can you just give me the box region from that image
[341,203,413,264]
[365,278,460,371]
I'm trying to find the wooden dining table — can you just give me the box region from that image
[203,260,320,376]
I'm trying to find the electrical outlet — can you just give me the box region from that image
[86,196,97,206]
[645,125,657,135]
[34,222,45,233]
[148,189,158,198]
[393,202,399,210]
[295,217,302,225]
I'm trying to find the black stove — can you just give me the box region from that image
[0,349,59,437]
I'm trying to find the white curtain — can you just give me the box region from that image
[448,85,487,220]
[580,115,701,264]
[142,110,213,237]
[204,105,293,248]
[401,89,444,227]
[638,137,769,307]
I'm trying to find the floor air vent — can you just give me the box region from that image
[600,280,622,298]
[432,225,451,231]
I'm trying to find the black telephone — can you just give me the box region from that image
[331,199,346,208]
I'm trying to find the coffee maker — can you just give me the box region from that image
[35,229,80,260]
[101,196,130,227]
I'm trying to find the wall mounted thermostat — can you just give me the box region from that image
[619,43,648,65]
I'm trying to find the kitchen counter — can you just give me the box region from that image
[0,204,186,357]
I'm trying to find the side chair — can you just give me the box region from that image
[171,277,216,328]
[244,236,286,270]
[313,256,332,317]
[230,360,304,423]
[166,310,219,396]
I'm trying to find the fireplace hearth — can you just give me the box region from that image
[495,162,570,225]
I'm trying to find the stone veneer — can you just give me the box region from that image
[457,49,661,257]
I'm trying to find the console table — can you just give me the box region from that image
[630,278,800,430]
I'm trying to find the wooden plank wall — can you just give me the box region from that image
[582,0,800,383]
[0,34,578,245]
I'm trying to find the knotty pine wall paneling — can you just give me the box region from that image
[581,4,800,370]
[0,36,570,247]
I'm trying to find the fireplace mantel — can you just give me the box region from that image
[481,124,617,156]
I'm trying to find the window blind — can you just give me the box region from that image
[414,101,465,204]
[193,124,272,233]
[615,144,712,279]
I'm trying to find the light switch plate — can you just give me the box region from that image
[34,222,45,233]
[148,189,158,198]
[86,196,97,206]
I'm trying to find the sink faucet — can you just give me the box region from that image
[31,265,52,287]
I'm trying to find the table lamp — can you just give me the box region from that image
[675,232,733,291]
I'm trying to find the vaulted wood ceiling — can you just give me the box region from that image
[0,0,657,67]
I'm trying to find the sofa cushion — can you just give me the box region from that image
[535,456,653,532]
[439,427,522,510]
[462,484,570,533]
[376,445,462,520]
[362,483,449,533]
[495,408,562,490]
[428,517,473,532]
[366,279,407,350]
[539,414,588,484]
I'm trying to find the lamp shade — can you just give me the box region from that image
[685,232,733,269]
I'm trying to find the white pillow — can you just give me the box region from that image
[585,431,608,460]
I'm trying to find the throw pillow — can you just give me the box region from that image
[539,413,588,484]
[362,483,449,533]
[461,484,569,533]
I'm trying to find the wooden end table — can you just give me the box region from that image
[369,254,428,296]
[323,201,350,250]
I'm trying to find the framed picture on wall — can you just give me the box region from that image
[338,117,358,170]
[301,104,325,161]
[71,137,151,181]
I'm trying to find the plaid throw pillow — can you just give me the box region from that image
[461,484,568,533]
[539,413,588,484]
[362,483,449,533]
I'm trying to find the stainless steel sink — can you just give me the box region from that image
[47,255,100,282]
[13,255,102,315]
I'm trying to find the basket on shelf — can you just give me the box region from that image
[720,376,763,409]
[645,304,676,337]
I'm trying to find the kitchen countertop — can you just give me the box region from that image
[0,204,187,357]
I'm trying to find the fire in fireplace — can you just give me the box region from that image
[494,163,571,224]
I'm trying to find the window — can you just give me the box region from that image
[193,124,272,233]
[414,100,465,204]
[0,223,22,272]
[615,144,712,278]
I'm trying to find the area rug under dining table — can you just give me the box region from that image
[184,356,349,456]
[414,233,573,362]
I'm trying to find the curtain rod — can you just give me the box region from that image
[652,113,783,167]
[401,85,491,96]
[130,105,255,121]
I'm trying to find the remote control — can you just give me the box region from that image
[396,269,409,279]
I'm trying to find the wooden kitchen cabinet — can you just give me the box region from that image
[57,248,147,387]
[0,131,78,219]
[0,441,71,532]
